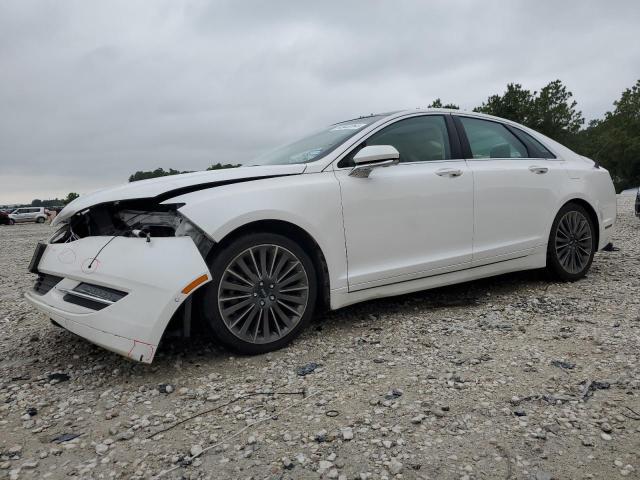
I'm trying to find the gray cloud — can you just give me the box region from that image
[1,0,639,203]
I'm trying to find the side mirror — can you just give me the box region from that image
[349,145,400,178]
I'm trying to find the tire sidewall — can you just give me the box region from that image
[200,232,317,354]
[547,203,596,281]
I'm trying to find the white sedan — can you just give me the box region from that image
[25,110,616,362]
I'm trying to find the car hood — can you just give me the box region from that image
[54,164,306,225]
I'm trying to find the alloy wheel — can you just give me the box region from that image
[217,244,310,344]
[554,211,593,274]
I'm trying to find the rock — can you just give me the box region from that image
[389,458,403,474]
[282,457,293,469]
[47,372,70,383]
[551,360,575,369]
[385,388,403,400]
[318,460,333,472]
[158,384,174,394]
[600,422,612,433]
[21,459,38,469]
[411,414,425,424]
[296,362,320,376]
[341,427,354,440]
[190,445,203,457]
[582,437,594,447]
[95,443,109,455]
[247,435,257,445]
[600,433,612,441]
[8,445,22,455]
[115,430,134,441]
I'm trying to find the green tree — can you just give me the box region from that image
[428,98,459,109]
[474,83,534,124]
[530,80,584,143]
[31,199,42,206]
[64,192,79,204]
[474,80,584,145]
[207,162,241,170]
[128,168,189,182]
[575,80,640,191]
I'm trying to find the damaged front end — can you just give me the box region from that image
[50,199,214,258]
[25,199,214,363]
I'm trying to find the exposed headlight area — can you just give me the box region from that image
[48,200,214,258]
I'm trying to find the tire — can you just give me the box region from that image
[200,232,317,354]
[546,202,596,281]
[36,217,45,223]
[9,219,14,225]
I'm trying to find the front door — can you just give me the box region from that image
[335,114,474,291]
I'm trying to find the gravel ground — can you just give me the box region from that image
[1,195,638,480]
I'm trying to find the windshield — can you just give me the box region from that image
[248,115,386,166]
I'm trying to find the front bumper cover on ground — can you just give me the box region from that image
[24,235,211,363]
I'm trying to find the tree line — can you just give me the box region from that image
[125,79,637,192]
[29,192,79,208]
[430,79,639,192]
[128,163,240,182]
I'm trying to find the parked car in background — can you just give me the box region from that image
[9,207,48,224]
[0,210,14,225]
[25,109,617,363]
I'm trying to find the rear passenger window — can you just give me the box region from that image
[514,129,556,158]
[459,117,528,159]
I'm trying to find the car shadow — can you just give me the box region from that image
[319,268,551,322]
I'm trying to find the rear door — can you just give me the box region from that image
[335,114,474,290]
[454,115,567,265]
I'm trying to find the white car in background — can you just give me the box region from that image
[24,109,617,362]
[10,207,47,224]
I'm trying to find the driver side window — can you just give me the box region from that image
[339,115,451,168]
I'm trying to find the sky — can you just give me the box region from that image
[1,1,639,204]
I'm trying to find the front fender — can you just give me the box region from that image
[167,172,348,290]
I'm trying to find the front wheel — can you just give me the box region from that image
[36,217,45,223]
[546,203,596,281]
[200,232,317,354]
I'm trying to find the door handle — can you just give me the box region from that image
[529,165,549,174]
[435,168,463,177]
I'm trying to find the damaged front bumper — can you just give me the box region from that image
[24,235,211,363]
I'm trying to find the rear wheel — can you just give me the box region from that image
[36,217,45,223]
[200,232,317,354]
[546,203,596,281]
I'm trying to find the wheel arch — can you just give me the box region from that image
[207,219,331,312]
[559,198,600,249]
